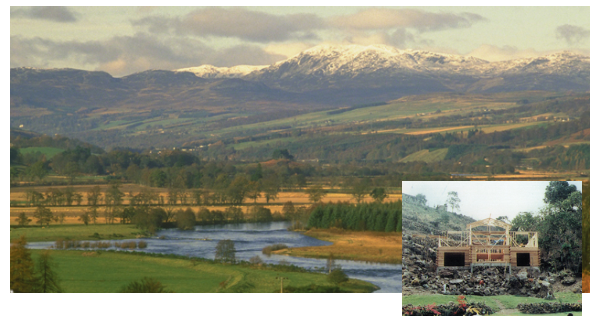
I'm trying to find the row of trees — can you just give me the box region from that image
[16,202,306,233]
[19,179,391,210]
[95,204,287,233]
[307,201,402,232]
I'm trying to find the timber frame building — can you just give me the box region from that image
[437,217,539,273]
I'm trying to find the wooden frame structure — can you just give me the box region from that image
[437,217,539,272]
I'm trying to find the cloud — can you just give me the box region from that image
[9,7,502,75]
[134,7,325,43]
[556,24,590,45]
[10,34,286,77]
[322,8,486,51]
[264,42,315,59]
[136,7,157,14]
[131,8,485,50]
[205,45,286,67]
[130,8,487,54]
[11,6,77,22]
[328,8,486,33]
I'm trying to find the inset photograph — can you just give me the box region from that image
[402,181,583,315]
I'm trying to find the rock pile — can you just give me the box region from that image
[558,269,577,286]
[402,234,581,297]
[517,302,582,314]
[402,301,494,316]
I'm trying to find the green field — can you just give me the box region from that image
[403,293,582,316]
[10,224,144,242]
[231,136,299,151]
[19,147,64,159]
[399,148,448,163]
[29,249,377,293]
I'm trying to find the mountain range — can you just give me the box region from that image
[11,44,590,115]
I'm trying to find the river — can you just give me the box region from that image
[28,222,401,293]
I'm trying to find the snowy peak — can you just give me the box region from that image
[176,64,268,78]
[487,51,590,75]
[296,44,488,66]
[171,44,588,96]
[177,45,588,81]
[256,44,493,79]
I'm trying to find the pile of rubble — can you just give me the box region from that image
[402,234,582,297]
[402,301,494,316]
[517,302,582,314]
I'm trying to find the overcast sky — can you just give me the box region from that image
[9,5,590,77]
[402,181,583,221]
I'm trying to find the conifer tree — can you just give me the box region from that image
[385,210,398,233]
[374,210,387,231]
[37,250,63,293]
[10,236,38,292]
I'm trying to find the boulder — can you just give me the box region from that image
[517,269,529,280]
[415,260,428,267]
[439,269,456,278]
[561,276,576,286]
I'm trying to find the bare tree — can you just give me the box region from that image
[446,191,461,213]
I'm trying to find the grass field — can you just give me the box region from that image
[399,148,448,163]
[28,249,377,293]
[403,293,582,316]
[275,228,402,264]
[19,147,65,159]
[404,125,475,135]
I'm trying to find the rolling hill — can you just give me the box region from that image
[402,193,477,236]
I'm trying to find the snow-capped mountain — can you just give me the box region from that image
[481,51,589,76]
[175,44,589,95]
[175,64,268,78]
[261,44,491,76]
[248,44,586,78]
[11,44,590,114]
[243,44,589,94]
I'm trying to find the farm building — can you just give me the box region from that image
[437,217,539,273]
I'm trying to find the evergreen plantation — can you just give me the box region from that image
[307,201,401,233]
